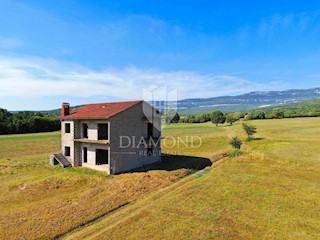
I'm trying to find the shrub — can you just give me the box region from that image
[229,149,242,157]
[230,137,242,149]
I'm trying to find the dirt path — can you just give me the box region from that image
[61,158,228,240]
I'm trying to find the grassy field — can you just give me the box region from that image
[1,118,320,239]
[0,131,209,239]
[63,118,320,240]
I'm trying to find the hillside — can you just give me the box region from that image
[177,87,320,114]
[247,98,320,119]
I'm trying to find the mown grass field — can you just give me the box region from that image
[1,118,320,239]
[63,118,320,240]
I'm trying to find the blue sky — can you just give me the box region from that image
[1,0,320,110]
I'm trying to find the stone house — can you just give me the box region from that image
[51,100,161,174]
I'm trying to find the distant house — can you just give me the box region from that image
[50,100,161,174]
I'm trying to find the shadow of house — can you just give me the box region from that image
[131,154,212,173]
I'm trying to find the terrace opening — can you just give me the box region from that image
[96,149,108,165]
[98,123,108,140]
[83,123,88,138]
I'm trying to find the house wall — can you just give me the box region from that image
[109,102,161,174]
[61,119,111,169]
[61,120,75,166]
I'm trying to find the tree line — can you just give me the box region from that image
[165,109,245,125]
[0,108,60,135]
[165,99,320,124]
[245,99,320,120]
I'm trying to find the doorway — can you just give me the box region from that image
[83,147,87,163]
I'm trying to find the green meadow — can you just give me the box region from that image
[1,118,320,239]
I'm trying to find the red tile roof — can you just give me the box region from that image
[60,100,143,120]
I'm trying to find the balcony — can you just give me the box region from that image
[74,138,109,144]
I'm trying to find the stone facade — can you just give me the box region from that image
[60,101,161,174]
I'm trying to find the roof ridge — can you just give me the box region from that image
[83,100,143,106]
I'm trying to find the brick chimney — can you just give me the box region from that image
[61,102,70,117]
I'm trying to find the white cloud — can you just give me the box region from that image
[0,55,280,102]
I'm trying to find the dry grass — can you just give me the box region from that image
[63,118,320,239]
[0,131,194,239]
[0,132,61,159]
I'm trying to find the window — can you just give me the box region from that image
[65,123,71,133]
[83,147,87,163]
[83,123,88,138]
[96,149,108,165]
[147,122,153,139]
[65,146,71,157]
[98,123,108,140]
[147,123,154,155]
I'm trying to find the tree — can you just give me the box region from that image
[230,137,242,149]
[242,123,257,140]
[165,109,180,123]
[211,110,226,126]
[233,112,245,119]
[246,110,266,120]
[186,115,196,123]
[0,108,13,134]
[226,113,239,125]
[270,108,284,119]
[199,113,211,123]
[179,117,187,123]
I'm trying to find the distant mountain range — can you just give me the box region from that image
[177,87,320,114]
[12,87,320,116]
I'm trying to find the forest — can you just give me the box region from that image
[0,108,60,135]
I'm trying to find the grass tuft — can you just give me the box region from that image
[228,148,242,157]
